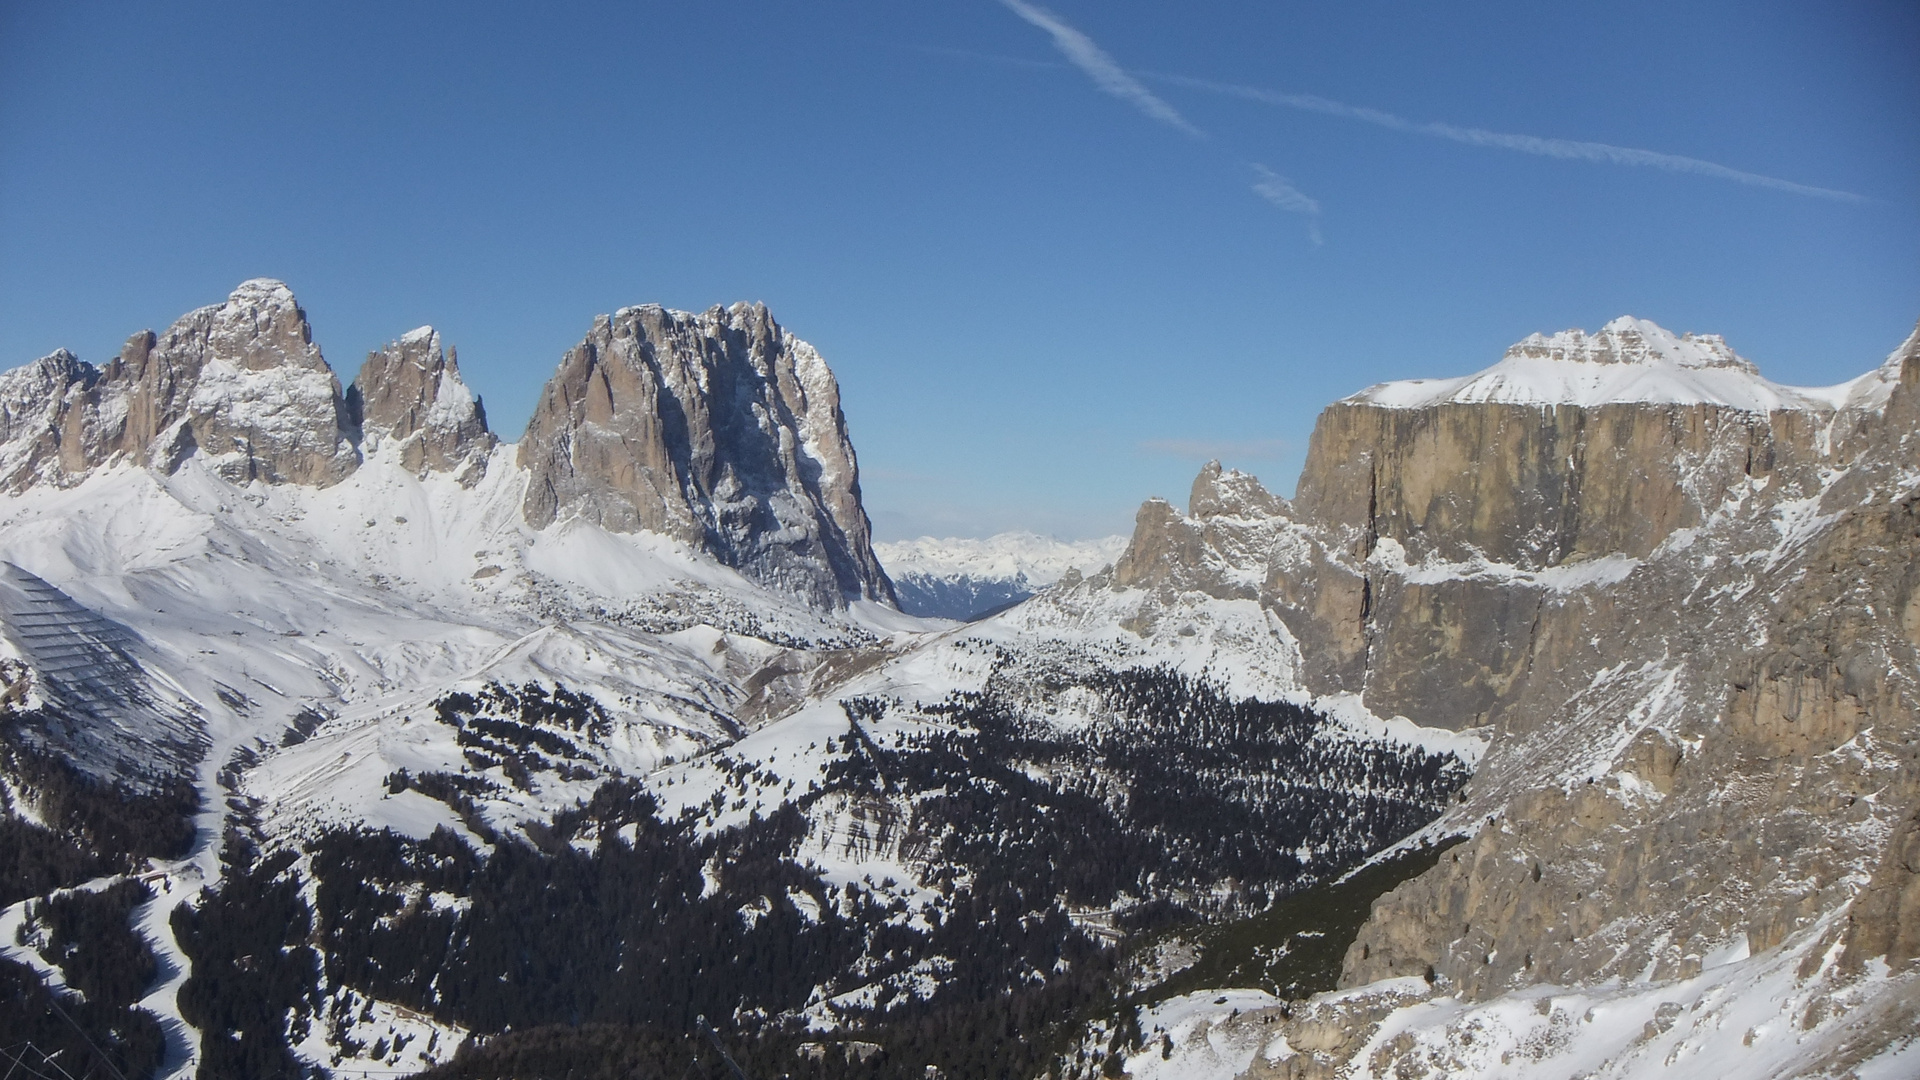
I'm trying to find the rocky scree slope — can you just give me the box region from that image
[1092,316,1920,1079]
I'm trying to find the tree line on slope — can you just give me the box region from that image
[2,878,168,1080]
[168,665,1469,1079]
[0,712,198,907]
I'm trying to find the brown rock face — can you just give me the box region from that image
[1279,375,1877,730]
[517,302,893,607]
[1097,317,1920,1072]
[1113,463,1294,602]
[1295,400,1798,569]
[0,279,360,489]
[349,327,495,484]
[100,278,360,486]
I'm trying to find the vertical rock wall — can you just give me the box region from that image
[0,283,895,612]
[350,326,495,484]
[517,302,893,608]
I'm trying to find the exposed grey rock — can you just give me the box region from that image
[349,326,495,484]
[0,279,360,490]
[100,278,360,486]
[1096,316,1920,1076]
[517,301,893,608]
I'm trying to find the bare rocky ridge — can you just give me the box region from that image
[0,280,360,490]
[103,278,360,486]
[0,281,893,609]
[349,326,495,483]
[517,301,893,608]
[1096,317,1920,1076]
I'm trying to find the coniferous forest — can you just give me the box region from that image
[150,663,1467,1080]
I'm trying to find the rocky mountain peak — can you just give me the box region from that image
[350,326,494,484]
[517,301,894,608]
[1188,459,1287,520]
[109,278,358,486]
[1506,315,1755,372]
[191,278,326,373]
[0,280,361,491]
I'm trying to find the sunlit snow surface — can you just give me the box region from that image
[0,442,949,1075]
[1126,916,1920,1080]
[874,531,1129,588]
[1354,315,1904,412]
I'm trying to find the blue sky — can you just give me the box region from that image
[2,1,1915,540]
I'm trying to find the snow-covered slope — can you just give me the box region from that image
[1354,315,1897,412]
[875,531,1128,620]
[10,292,1914,1080]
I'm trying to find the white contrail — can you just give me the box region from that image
[990,4,1321,234]
[997,0,1205,138]
[1250,165,1322,244]
[1147,72,1865,204]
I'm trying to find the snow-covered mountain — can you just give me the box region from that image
[0,281,926,1078]
[1098,317,1920,1079]
[0,281,1473,1080]
[1351,314,1895,412]
[874,531,1128,620]
[3,304,1916,1080]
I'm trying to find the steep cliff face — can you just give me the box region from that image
[1298,328,1920,1077]
[1278,317,1896,730]
[349,326,495,483]
[517,302,893,607]
[1101,317,1920,1078]
[0,283,894,612]
[0,279,360,490]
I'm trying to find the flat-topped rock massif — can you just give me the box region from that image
[1240,316,1902,728]
[1298,317,1894,572]
[1089,315,1920,1077]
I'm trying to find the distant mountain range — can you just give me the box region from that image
[874,532,1129,620]
[0,286,1914,1080]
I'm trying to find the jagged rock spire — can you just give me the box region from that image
[350,326,495,485]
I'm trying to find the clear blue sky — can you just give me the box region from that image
[3,1,1915,540]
